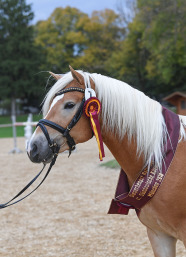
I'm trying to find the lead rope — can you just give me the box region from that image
[0,146,59,209]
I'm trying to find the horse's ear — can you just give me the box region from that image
[69,65,84,85]
[49,72,62,81]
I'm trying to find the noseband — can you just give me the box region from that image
[37,87,85,156]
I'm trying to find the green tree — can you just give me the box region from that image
[34,7,124,75]
[76,9,125,74]
[109,0,186,97]
[139,0,186,94]
[106,16,151,93]
[0,0,43,115]
[34,7,88,73]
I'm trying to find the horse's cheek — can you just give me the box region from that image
[74,116,93,143]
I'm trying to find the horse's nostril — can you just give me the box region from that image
[28,138,53,164]
[31,143,38,156]
[32,143,37,154]
[29,142,41,163]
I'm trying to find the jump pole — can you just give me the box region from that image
[9,114,22,154]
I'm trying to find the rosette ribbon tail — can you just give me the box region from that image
[84,96,105,161]
[90,111,105,161]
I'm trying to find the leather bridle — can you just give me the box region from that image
[37,87,85,156]
[0,86,87,209]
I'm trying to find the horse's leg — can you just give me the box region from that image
[147,228,177,257]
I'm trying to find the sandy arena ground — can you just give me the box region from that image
[0,137,185,257]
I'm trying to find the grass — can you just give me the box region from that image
[100,159,120,169]
[0,114,42,138]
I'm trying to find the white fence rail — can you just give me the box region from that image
[0,122,37,128]
[0,114,37,153]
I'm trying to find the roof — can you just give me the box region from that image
[163,91,186,102]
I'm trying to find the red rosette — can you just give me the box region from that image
[83,97,105,161]
[84,97,101,117]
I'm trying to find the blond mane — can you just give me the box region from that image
[43,70,186,170]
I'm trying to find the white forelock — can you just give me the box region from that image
[42,70,186,170]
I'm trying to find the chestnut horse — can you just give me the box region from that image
[27,66,186,257]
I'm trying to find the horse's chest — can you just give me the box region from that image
[138,141,186,239]
[139,205,179,238]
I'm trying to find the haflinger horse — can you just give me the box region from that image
[27,66,186,257]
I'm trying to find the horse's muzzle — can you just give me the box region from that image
[27,137,53,164]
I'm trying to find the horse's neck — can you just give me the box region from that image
[102,130,145,187]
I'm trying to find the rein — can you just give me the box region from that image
[0,87,85,209]
[0,146,59,209]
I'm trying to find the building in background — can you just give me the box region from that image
[163,92,186,115]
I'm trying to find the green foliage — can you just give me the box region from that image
[106,17,150,93]
[0,0,44,101]
[34,2,185,98]
[34,7,125,75]
[109,0,186,96]
[34,7,88,73]
[139,0,186,94]
[76,9,125,74]
[0,0,184,106]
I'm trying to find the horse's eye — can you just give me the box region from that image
[64,102,75,109]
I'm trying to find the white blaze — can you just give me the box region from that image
[27,94,64,154]
[45,94,64,117]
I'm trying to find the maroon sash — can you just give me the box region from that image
[108,107,180,215]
